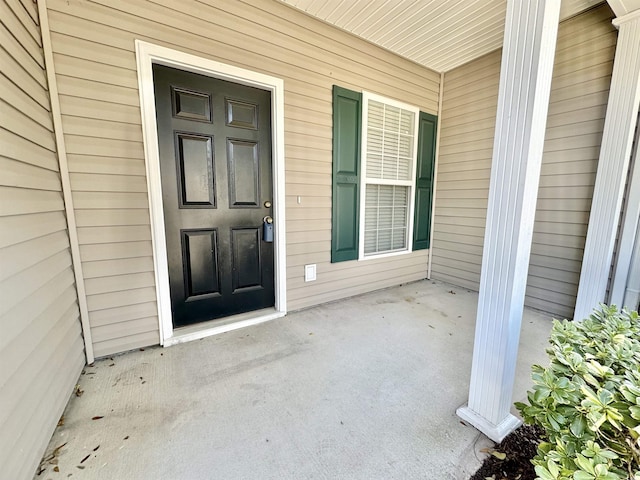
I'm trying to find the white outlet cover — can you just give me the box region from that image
[304,264,316,282]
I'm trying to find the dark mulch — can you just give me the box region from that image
[470,424,545,480]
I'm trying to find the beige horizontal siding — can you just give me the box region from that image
[431,4,616,319]
[45,0,440,355]
[433,49,496,304]
[0,2,85,479]
[527,4,615,319]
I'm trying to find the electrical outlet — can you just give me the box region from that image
[304,264,316,282]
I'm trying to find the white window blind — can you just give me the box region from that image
[360,93,419,258]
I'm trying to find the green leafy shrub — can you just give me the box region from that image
[515,305,640,480]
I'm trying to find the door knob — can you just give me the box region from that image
[263,216,273,224]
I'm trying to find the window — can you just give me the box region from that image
[360,93,419,257]
[331,86,436,263]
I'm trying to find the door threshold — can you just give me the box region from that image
[164,308,285,347]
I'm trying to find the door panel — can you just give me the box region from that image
[231,227,263,292]
[172,86,212,122]
[153,64,274,327]
[226,98,258,129]
[176,133,215,207]
[227,139,259,207]
[181,229,220,299]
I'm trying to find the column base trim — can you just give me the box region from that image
[456,405,522,443]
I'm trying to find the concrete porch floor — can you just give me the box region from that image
[35,279,553,480]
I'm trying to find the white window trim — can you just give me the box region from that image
[135,40,287,346]
[358,91,420,260]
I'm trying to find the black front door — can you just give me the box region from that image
[153,64,274,328]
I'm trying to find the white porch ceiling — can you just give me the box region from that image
[279,0,606,72]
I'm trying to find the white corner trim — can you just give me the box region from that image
[134,40,287,346]
[427,71,445,280]
[38,0,94,364]
[457,405,522,443]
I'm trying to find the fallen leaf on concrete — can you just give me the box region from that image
[448,290,456,294]
[93,445,100,452]
[91,416,103,420]
[57,415,65,426]
[53,466,60,472]
[428,325,435,329]
[80,454,90,464]
[123,436,129,440]
[76,465,84,470]
[74,385,84,397]
[55,442,67,452]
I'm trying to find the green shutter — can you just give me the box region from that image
[331,86,362,262]
[413,111,437,250]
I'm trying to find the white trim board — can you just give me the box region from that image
[135,40,287,346]
[39,0,94,364]
[427,71,445,280]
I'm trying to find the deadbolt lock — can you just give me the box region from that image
[263,216,274,242]
[264,201,272,208]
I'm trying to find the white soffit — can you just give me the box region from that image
[606,0,640,16]
[279,0,605,72]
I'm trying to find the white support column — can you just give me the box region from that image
[610,124,640,308]
[456,0,561,442]
[574,11,640,321]
[623,222,640,310]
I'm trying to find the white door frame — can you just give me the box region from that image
[135,40,287,346]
